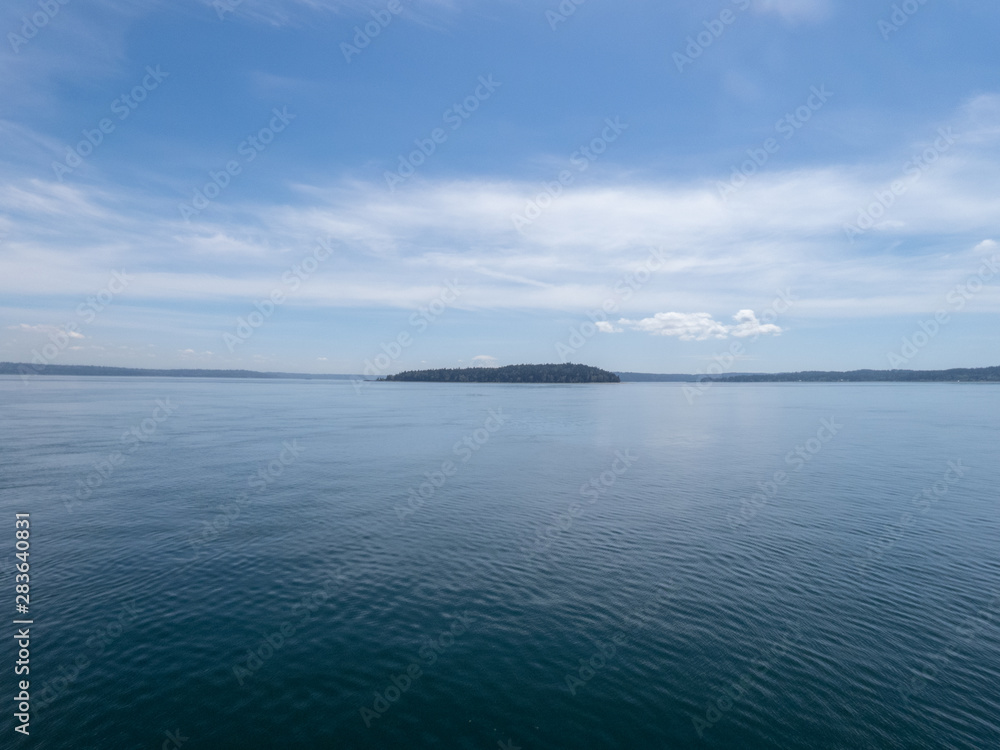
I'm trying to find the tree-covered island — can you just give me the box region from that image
[381,363,620,383]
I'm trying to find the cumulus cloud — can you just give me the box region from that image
[613,310,783,340]
[615,312,731,340]
[728,309,783,338]
[595,321,622,333]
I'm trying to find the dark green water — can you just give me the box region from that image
[1,377,998,748]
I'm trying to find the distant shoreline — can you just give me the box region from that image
[2,362,998,383]
[0,362,357,380]
[697,365,1000,383]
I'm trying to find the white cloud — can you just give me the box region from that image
[1,95,999,325]
[595,321,622,333]
[615,312,732,340]
[2,164,999,319]
[614,310,783,340]
[471,354,498,366]
[728,309,783,338]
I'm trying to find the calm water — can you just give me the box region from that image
[1,377,999,749]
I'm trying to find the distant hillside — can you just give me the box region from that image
[0,362,356,379]
[704,366,1000,383]
[5,362,997,383]
[616,372,755,382]
[382,364,620,383]
[616,372,696,382]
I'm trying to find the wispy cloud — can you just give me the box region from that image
[4,157,999,317]
[1,93,998,374]
[753,0,833,24]
[7,323,85,338]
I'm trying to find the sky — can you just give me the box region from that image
[1,0,999,375]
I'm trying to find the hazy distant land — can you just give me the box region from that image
[0,362,356,380]
[3,362,999,382]
[700,366,1000,383]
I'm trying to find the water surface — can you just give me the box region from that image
[1,377,998,748]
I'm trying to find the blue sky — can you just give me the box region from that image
[1,0,999,374]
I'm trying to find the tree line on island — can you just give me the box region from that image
[381,363,620,383]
